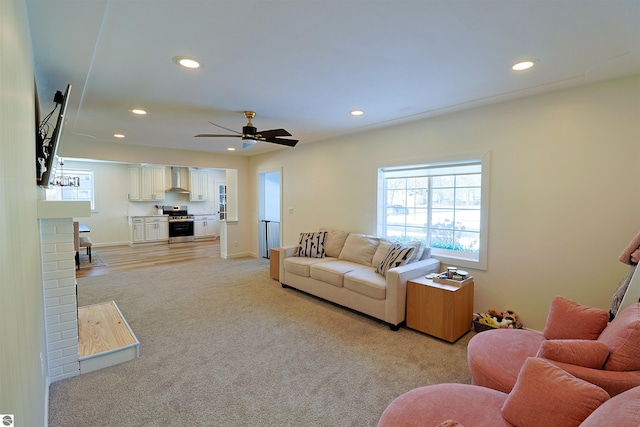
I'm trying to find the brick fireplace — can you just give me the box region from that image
[38,201,90,383]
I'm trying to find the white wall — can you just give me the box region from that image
[0,0,49,425]
[250,75,640,331]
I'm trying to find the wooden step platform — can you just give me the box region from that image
[78,301,140,374]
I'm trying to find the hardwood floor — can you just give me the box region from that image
[76,239,221,278]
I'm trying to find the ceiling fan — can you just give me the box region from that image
[195,111,298,149]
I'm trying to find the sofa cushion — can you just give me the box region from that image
[284,257,336,277]
[295,231,327,258]
[344,267,386,300]
[372,238,395,268]
[320,228,350,258]
[375,243,416,277]
[536,339,610,369]
[501,358,610,427]
[338,233,379,266]
[543,296,610,340]
[310,260,361,287]
[598,303,640,371]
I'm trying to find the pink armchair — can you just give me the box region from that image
[378,358,640,427]
[467,296,640,397]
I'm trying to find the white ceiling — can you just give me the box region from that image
[27,0,640,157]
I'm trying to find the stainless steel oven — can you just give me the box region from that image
[163,205,195,243]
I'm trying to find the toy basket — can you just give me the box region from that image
[473,320,498,333]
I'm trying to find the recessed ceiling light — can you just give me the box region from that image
[350,110,364,116]
[512,60,538,71]
[129,108,147,115]
[114,133,125,138]
[227,147,236,151]
[173,56,201,69]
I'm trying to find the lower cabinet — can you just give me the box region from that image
[194,215,217,239]
[131,218,145,243]
[130,216,168,243]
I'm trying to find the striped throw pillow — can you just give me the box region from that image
[376,243,416,277]
[296,231,328,258]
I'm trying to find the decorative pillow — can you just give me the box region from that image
[376,243,416,277]
[543,296,610,340]
[403,241,424,263]
[501,358,610,427]
[338,233,379,265]
[598,303,640,371]
[536,340,610,369]
[295,232,327,258]
[372,238,395,268]
[320,228,349,258]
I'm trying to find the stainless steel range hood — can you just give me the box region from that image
[167,167,190,194]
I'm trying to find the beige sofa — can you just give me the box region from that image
[276,229,440,330]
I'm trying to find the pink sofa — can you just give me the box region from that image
[378,358,640,427]
[468,296,640,397]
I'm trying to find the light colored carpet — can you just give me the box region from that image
[49,257,473,426]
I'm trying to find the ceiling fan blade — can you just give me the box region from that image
[258,128,292,138]
[194,133,242,138]
[208,120,241,134]
[264,137,298,147]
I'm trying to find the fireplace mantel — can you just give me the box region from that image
[37,200,91,219]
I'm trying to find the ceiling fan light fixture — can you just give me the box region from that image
[512,59,538,71]
[173,56,201,69]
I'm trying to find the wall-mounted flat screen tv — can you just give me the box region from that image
[36,83,72,188]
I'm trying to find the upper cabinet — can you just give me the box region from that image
[127,167,140,201]
[189,168,214,202]
[128,166,166,201]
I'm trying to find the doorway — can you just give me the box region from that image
[258,170,281,259]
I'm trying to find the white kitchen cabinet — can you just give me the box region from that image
[130,216,168,243]
[144,216,168,241]
[141,167,165,201]
[128,166,165,201]
[194,215,217,239]
[189,168,214,201]
[131,217,145,243]
[127,167,141,201]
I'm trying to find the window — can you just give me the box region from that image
[45,169,95,210]
[378,152,490,270]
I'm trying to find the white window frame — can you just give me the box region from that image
[377,151,490,271]
[45,168,96,211]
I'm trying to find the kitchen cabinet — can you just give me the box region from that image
[141,167,165,201]
[128,166,165,201]
[127,168,141,201]
[189,168,214,201]
[194,215,217,239]
[130,216,168,243]
[131,217,145,243]
[144,216,168,241]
